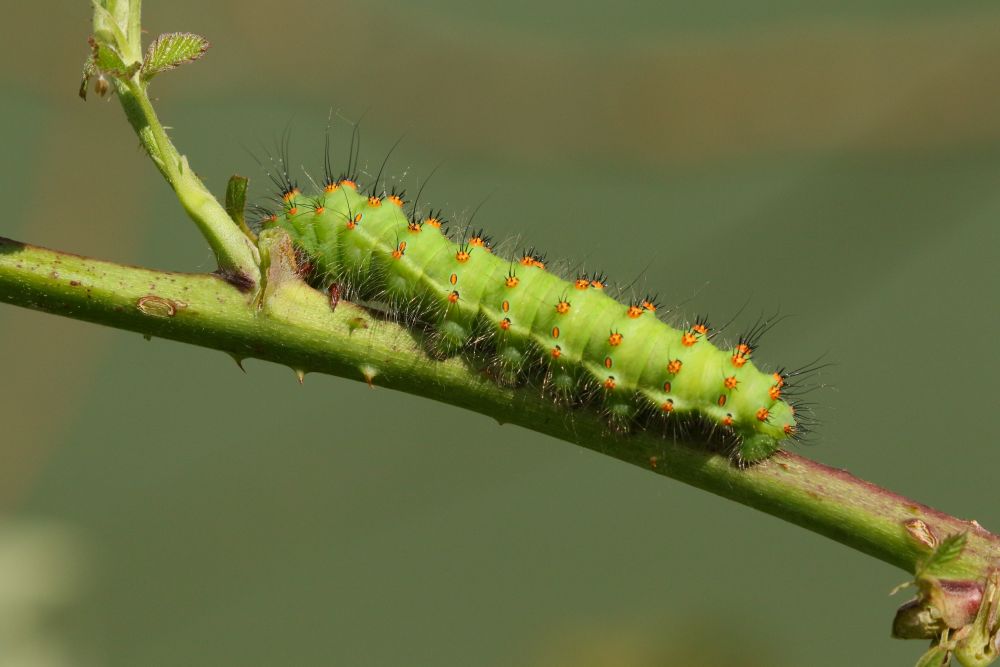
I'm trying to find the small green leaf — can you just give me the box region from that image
[225,175,256,242]
[88,36,124,72]
[921,532,968,576]
[88,36,140,78]
[140,32,210,80]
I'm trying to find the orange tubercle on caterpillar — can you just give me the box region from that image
[627,305,644,319]
[500,317,511,331]
[608,332,623,346]
[691,322,709,336]
[667,359,682,374]
[455,250,470,263]
[367,195,382,207]
[604,376,616,390]
[519,255,546,269]
[425,216,442,228]
[756,407,769,422]
[661,399,674,413]
[339,179,358,190]
[448,290,459,303]
[768,384,781,400]
[681,331,699,347]
[732,343,753,368]
[551,345,562,358]
[722,414,734,427]
[323,182,338,193]
[505,275,519,288]
[555,300,571,315]
[575,278,590,290]
[313,206,325,215]
[723,376,739,390]
[282,187,301,202]
[388,194,404,207]
[642,300,657,312]
[391,241,406,259]
[407,221,422,233]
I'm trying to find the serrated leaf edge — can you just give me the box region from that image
[140,32,210,81]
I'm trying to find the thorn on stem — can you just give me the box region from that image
[229,354,246,373]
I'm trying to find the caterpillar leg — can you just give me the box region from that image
[736,433,781,465]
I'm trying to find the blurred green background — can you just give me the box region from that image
[1,1,999,665]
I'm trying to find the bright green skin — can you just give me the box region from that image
[265,185,796,463]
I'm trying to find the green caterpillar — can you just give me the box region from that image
[257,139,803,464]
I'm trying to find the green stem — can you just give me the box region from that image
[126,0,142,57]
[112,80,259,286]
[90,0,260,286]
[2,234,997,581]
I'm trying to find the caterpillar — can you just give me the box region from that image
[255,131,810,464]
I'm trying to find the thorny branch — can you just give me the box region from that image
[2,1,997,665]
